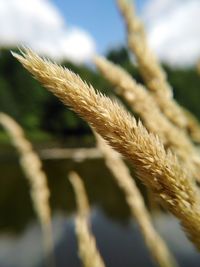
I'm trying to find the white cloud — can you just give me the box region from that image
[0,0,96,64]
[141,0,200,67]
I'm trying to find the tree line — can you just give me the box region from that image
[0,47,200,140]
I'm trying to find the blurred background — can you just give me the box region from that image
[0,0,200,266]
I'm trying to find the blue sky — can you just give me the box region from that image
[1,0,199,66]
[52,0,148,54]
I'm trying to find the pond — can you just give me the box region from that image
[0,146,200,267]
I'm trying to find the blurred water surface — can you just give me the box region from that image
[0,144,200,267]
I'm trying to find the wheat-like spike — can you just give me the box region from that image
[69,171,106,267]
[94,55,200,179]
[117,0,200,136]
[94,132,178,267]
[0,112,54,266]
[13,49,200,249]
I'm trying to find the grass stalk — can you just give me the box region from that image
[69,171,106,267]
[94,55,200,180]
[13,49,200,250]
[0,112,54,267]
[117,0,200,139]
[95,132,178,267]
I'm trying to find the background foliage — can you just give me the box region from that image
[0,47,200,141]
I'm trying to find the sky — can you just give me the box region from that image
[0,0,200,67]
[51,0,147,54]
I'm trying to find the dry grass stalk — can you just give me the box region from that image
[117,0,146,42]
[94,132,178,267]
[117,0,200,138]
[13,49,200,250]
[0,112,54,266]
[197,60,200,75]
[181,108,200,143]
[69,171,106,267]
[94,55,200,179]
[69,172,90,216]
[117,0,173,101]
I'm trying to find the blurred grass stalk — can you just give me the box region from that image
[69,171,106,267]
[94,131,178,267]
[0,112,55,267]
[117,0,200,141]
